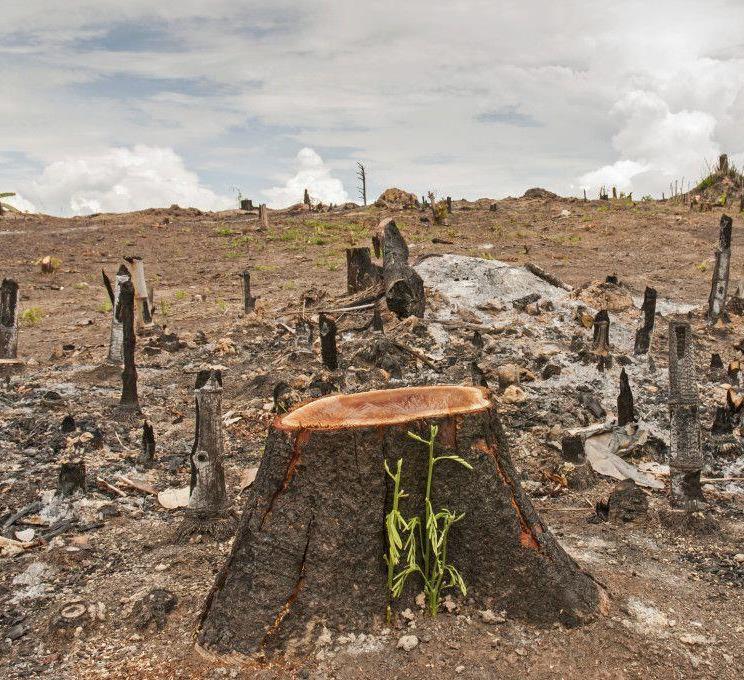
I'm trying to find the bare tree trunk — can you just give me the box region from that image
[707,215,733,324]
[345,247,382,294]
[241,271,257,313]
[633,286,657,355]
[117,280,140,411]
[668,321,704,506]
[381,219,425,318]
[181,370,233,539]
[103,265,130,364]
[259,204,269,229]
[357,162,367,206]
[0,278,19,359]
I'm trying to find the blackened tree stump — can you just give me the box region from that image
[381,219,425,318]
[198,386,603,658]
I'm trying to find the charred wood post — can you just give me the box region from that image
[668,321,704,506]
[124,257,154,334]
[138,420,156,466]
[240,198,254,211]
[617,368,635,426]
[303,188,311,206]
[240,271,257,313]
[371,234,382,259]
[117,280,140,411]
[446,196,452,213]
[259,204,269,229]
[633,286,657,355]
[592,310,611,369]
[345,247,382,294]
[471,361,489,387]
[197,386,604,657]
[0,278,19,359]
[103,265,130,364]
[381,219,425,318]
[707,215,733,324]
[319,313,338,370]
[181,370,233,539]
[58,461,85,496]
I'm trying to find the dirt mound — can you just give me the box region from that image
[690,154,744,208]
[375,187,419,209]
[523,187,558,199]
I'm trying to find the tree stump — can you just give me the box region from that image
[345,247,382,294]
[103,265,130,365]
[198,386,603,658]
[381,219,425,318]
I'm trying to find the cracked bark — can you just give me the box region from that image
[198,386,603,658]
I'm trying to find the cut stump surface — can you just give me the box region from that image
[198,386,603,657]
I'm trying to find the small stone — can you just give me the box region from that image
[455,666,465,674]
[515,647,528,656]
[401,608,415,621]
[7,624,28,641]
[733,553,744,564]
[479,609,506,624]
[496,364,520,388]
[396,634,419,652]
[501,385,527,404]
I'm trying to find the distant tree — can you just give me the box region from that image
[357,162,367,206]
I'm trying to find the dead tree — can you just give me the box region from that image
[117,280,140,411]
[181,370,233,539]
[617,368,635,426]
[259,204,269,229]
[197,385,604,658]
[633,286,657,355]
[707,215,733,324]
[124,256,154,334]
[0,278,19,359]
[138,420,156,466]
[667,321,704,506]
[240,271,257,313]
[381,219,425,318]
[345,247,382,294]
[319,313,338,370]
[357,162,367,206]
[103,265,131,364]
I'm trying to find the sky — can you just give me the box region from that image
[1,1,744,215]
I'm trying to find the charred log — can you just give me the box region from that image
[381,219,425,318]
[138,421,156,466]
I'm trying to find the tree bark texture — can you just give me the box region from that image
[197,386,603,658]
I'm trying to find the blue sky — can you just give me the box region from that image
[1,1,744,214]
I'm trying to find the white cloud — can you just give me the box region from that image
[578,91,721,196]
[20,146,233,215]
[2,193,37,213]
[262,148,349,208]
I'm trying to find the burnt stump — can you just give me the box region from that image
[198,386,603,658]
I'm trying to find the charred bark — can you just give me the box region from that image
[345,247,382,294]
[241,271,257,313]
[633,286,657,355]
[667,321,704,506]
[0,278,19,359]
[117,280,139,410]
[198,386,604,658]
[58,461,85,496]
[295,318,314,351]
[707,215,733,324]
[617,368,635,426]
[319,313,338,370]
[381,219,425,318]
[372,304,384,332]
[138,420,156,466]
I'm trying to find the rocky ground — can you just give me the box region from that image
[1,192,743,679]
